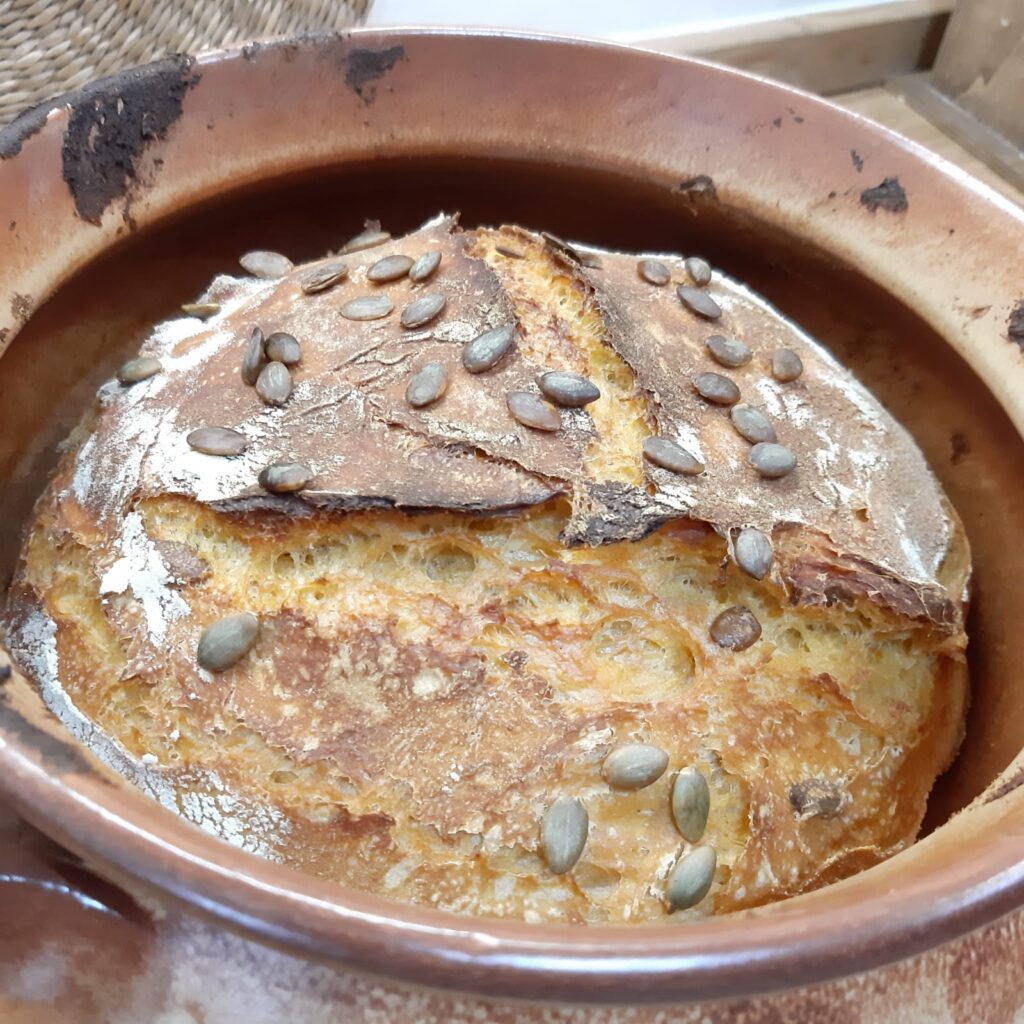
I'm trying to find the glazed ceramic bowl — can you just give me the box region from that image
[1,29,1023,1012]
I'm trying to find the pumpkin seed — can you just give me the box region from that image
[705,334,751,368]
[507,392,561,432]
[301,261,348,294]
[540,796,588,874]
[694,372,741,405]
[709,605,762,651]
[665,845,716,912]
[186,426,248,457]
[463,324,516,373]
[734,527,773,580]
[197,613,259,672]
[678,285,722,319]
[495,245,525,259]
[538,371,600,408]
[638,259,671,286]
[730,404,777,444]
[241,327,266,385]
[265,332,301,366]
[642,437,704,476]
[258,461,312,493]
[409,250,442,282]
[772,348,804,382]
[685,256,713,286]
[343,222,391,254]
[116,356,161,385]
[239,250,293,279]
[750,442,797,478]
[367,254,415,283]
[602,743,669,790]
[406,361,448,408]
[789,778,843,819]
[341,294,394,321]
[672,767,711,842]
[255,361,292,406]
[401,292,447,329]
[181,302,221,319]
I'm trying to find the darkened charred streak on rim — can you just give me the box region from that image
[860,176,908,214]
[0,688,106,778]
[343,45,407,103]
[59,54,200,225]
[1007,300,1024,348]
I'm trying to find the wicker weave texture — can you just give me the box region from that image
[0,0,371,124]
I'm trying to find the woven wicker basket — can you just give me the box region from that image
[0,0,371,124]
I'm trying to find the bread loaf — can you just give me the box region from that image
[1,214,969,923]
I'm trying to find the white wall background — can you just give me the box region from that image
[368,0,872,39]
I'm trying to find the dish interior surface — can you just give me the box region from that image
[1,154,1021,864]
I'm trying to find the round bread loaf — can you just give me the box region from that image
[1,214,969,923]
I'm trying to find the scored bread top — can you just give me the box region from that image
[64,213,961,627]
[3,213,971,922]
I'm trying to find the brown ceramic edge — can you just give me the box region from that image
[2,716,1024,1005]
[1,28,1024,1005]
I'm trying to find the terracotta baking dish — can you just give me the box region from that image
[1,29,1023,1013]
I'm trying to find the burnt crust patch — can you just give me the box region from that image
[0,101,53,160]
[10,293,32,325]
[789,778,844,819]
[860,176,908,214]
[61,54,199,225]
[1008,300,1024,348]
[343,45,406,104]
[673,174,718,201]
[850,149,864,172]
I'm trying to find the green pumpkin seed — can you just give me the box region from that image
[255,361,292,406]
[367,254,415,283]
[463,324,516,373]
[401,292,447,329]
[695,372,740,405]
[258,461,312,493]
[665,845,717,912]
[685,256,713,286]
[540,796,588,874]
[197,613,259,672]
[301,260,349,294]
[734,527,773,580]
[709,606,762,651]
[538,371,600,408]
[239,250,293,279]
[409,250,442,282]
[241,327,266,386]
[638,259,671,286]
[705,335,751,368]
[730,404,777,444]
[750,442,797,478]
[602,743,669,790]
[406,361,448,408]
[342,223,391,254]
[341,294,394,321]
[671,768,710,842]
[507,392,561,432]
[772,349,804,382]
[181,302,221,319]
[265,332,301,366]
[642,437,704,476]
[678,285,722,319]
[116,356,161,385]
[186,426,248,457]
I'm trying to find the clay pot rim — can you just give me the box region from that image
[1,28,1023,1005]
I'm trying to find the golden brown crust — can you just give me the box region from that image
[1,215,970,923]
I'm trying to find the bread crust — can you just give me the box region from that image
[1,215,969,922]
